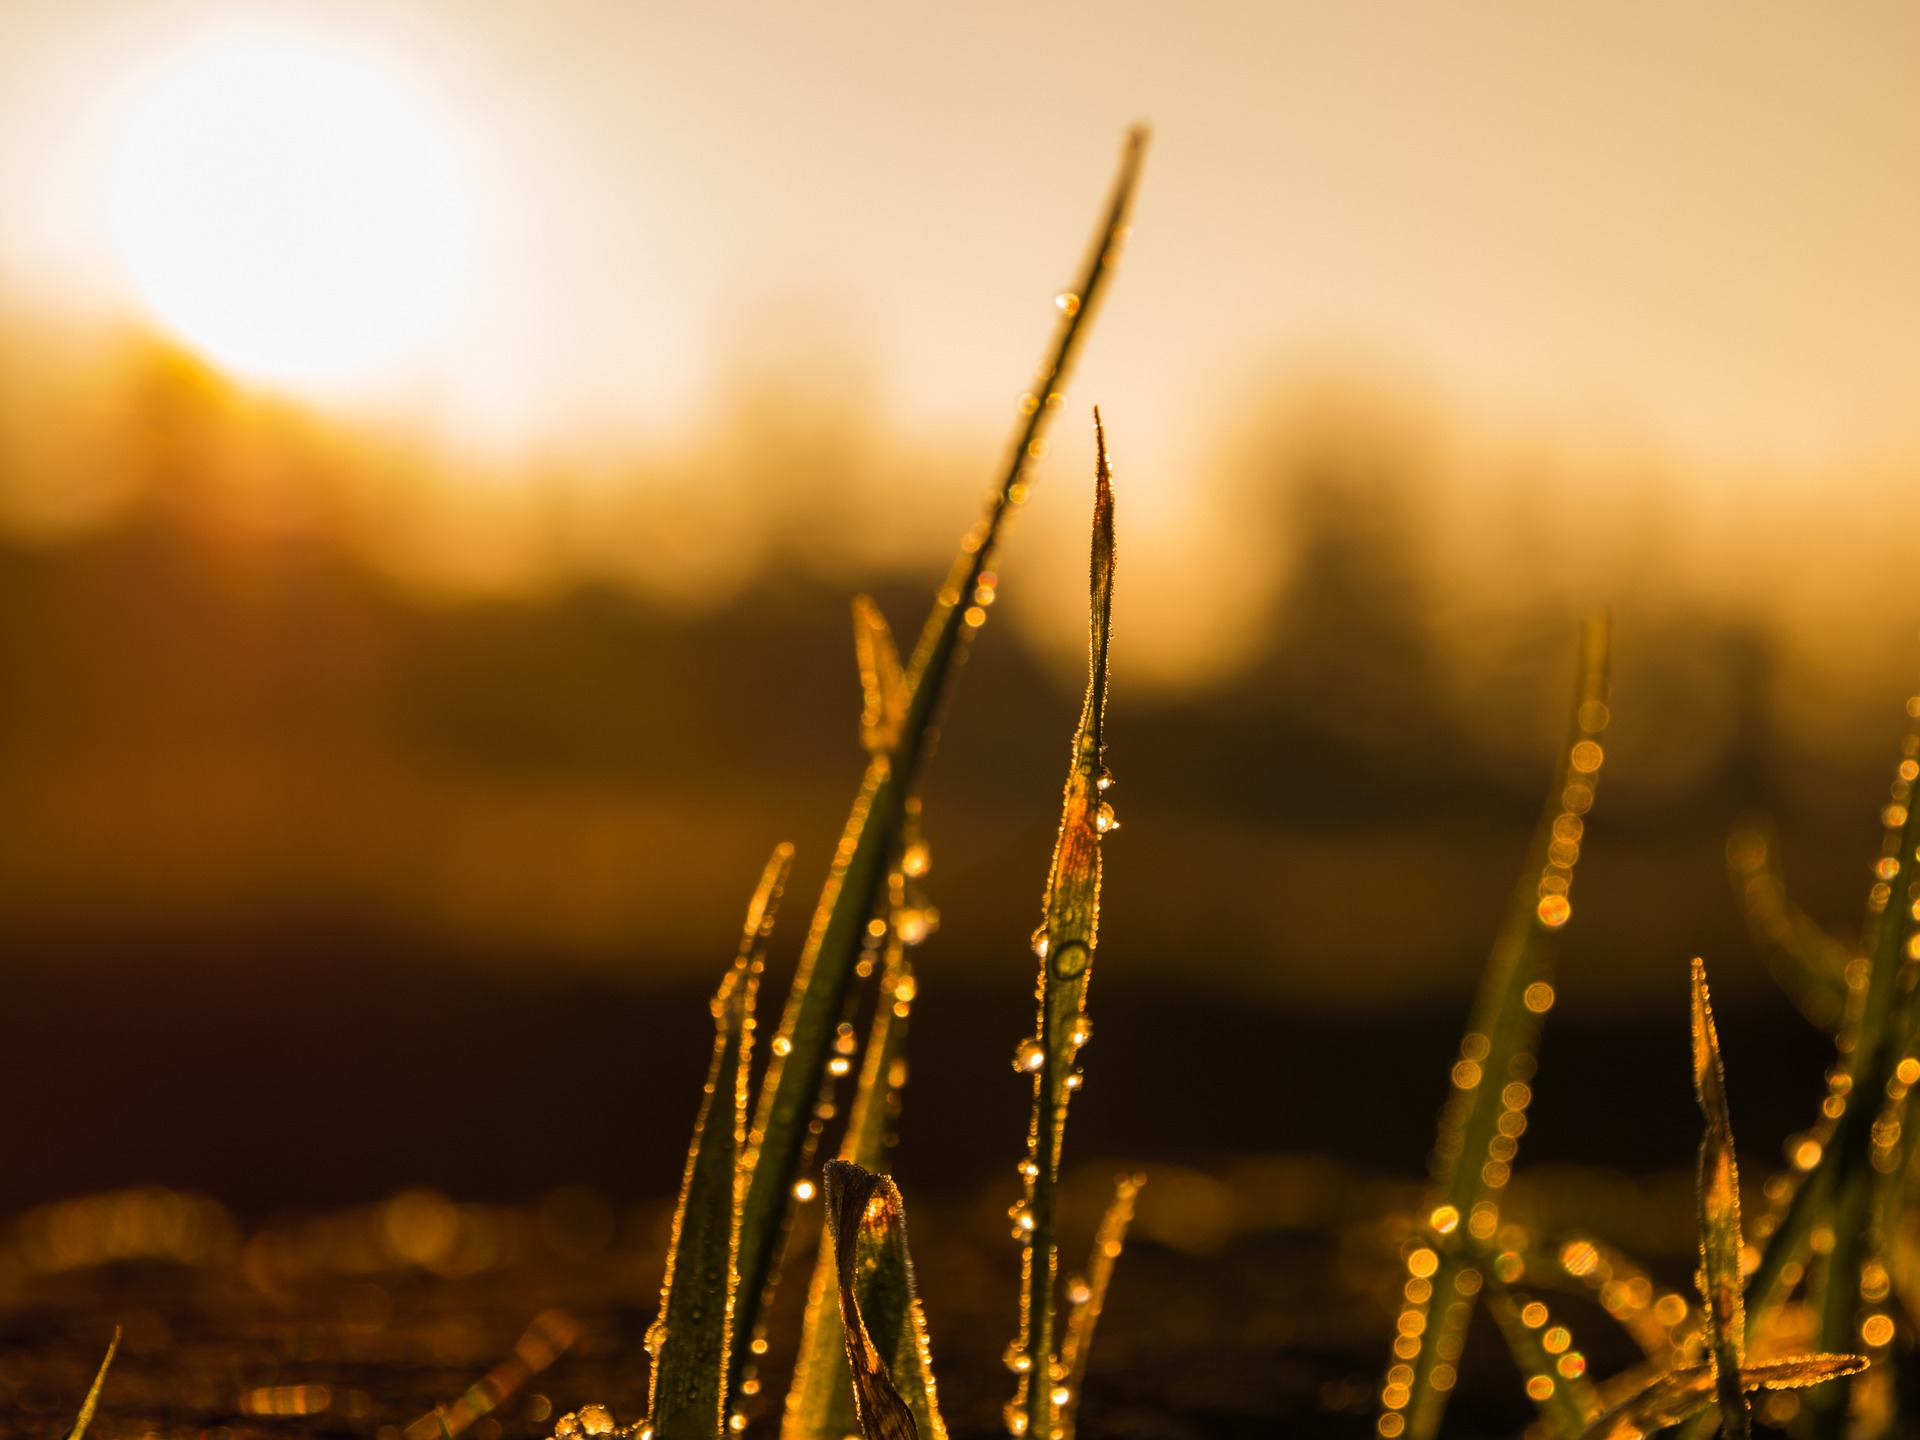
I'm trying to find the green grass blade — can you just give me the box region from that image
[62,1327,119,1440]
[822,1160,946,1440]
[1056,1173,1143,1440]
[854,596,908,756]
[1482,1285,1598,1436]
[783,938,919,1440]
[1725,817,1852,1033]
[1381,618,1611,1440]
[1690,958,1751,1440]
[730,130,1148,1394]
[1746,708,1920,1362]
[1572,1356,1867,1440]
[1011,415,1117,1440]
[650,845,791,1440]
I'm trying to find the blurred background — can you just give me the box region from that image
[0,1,1917,1241]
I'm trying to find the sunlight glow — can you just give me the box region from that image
[105,31,474,386]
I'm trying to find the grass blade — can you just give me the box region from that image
[1745,707,1920,1373]
[1725,817,1852,1033]
[784,937,919,1440]
[1483,1285,1598,1437]
[650,845,791,1440]
[1691,958,1751,1440]
[62,1327,119,1440]
[855,596,909,756]
[404,1311,581,1440]
[730,129,1148,1394]
[1056,1173,1144,1440]
[822,1160,946,1440]
[1011,414,1117,1440]
[1571,1356,1867,1440]
[1381,618,1611,1440]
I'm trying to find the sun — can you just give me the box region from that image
[105,31,475,387]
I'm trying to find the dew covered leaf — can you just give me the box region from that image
[1690,957,1750,1440]
[730,130,1147,1393]
[1571,1355,1866,1440]
[854,596,908,756]
[1057,1173,1143,1440]
[823,1161,946,1440]
[62,1327,119,1440]
[650,845,790,1440]
[784,940,919,1440]
[1483,1286,1598,1437]
[1012,415,1117,1440]
[1383,619,1610,1440]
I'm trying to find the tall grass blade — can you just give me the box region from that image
[650,846,792,1440]
[1382,618,1611,1440]
[730,129,1148,1393]
[1483,1285,1598,1436]
[855,596,909,756]
[1056,1173,1144,1440]
[822,1160,946,1440]
[405,1311,581,1440]
[1690,958,1750,1440]
[1745,705,1920,1378]
[784,937,919,1440]
[1010,413,1117,1440]
[1725,818,1852,1033]
[1571,1356,1867,1440]
[62,1328,119,1440]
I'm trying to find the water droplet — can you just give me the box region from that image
[897,908,933,946]
[1004,1342,1032,1373]
[1013,1038,1045,1073]
[1095,802,1119,833]
[771,1036,793,1057]
[1067,1278,1092,1305]
[1064,1071,1083,1091]
[1031,927,1050,959]
[1055,292,1081,316]
[1051,941,1089,978]
[793,1180,816,1202]
[1070,1019,1092,1047]
[554,1416,583,1440]
[577,1407,615,1437]
[834,1022,858,1054]
[1051,1386,1071,1407]
[1018,1158,1039,1178]
[1009,1201,1035,1233]
[1097,769,1114,791]
[1005,1404,1030,1436]
[827,1057,851,1076]
[902,841,931,877]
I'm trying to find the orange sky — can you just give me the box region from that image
[4,1,1917,467]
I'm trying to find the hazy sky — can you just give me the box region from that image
[4,1,1917,482]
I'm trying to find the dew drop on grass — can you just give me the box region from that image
[1031,927,1050,959]
[1014,1038,1046,1072]
[1095,802,1119,833]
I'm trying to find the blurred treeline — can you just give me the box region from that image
[1,310,1917,1015]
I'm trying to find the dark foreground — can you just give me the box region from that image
[0,1154,1710,1440]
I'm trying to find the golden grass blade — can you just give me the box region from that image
[730,130,1147,1393]
[1725,818,1852,1033]
[1011,415,1117,1440]
[854,596,908,756]
[1484,1286,1598,1438]
[649,846,790,1440]
[61,1327,119,1440]
[403,1311,581,1440]
[1745,705,1920,1402]
[783,939,919,1440]
[1690,958,1750,1440]
[823,1161,946,1440]
[1571,1356,1867,1440]
[1056,1173,1144,1440]
[1381,618,1611,1440]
